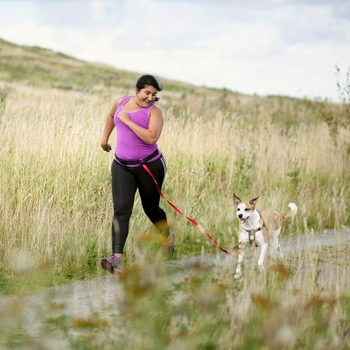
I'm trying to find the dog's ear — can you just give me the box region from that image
[233,193,241,207]
[249,196,259,207]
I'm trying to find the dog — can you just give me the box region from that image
[233,193,297,279]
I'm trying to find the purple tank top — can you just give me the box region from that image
[113,96,159,162]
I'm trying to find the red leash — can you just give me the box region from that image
[142,164,236,257]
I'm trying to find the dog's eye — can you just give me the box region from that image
[237,208,240,211]
[244,208,249,211]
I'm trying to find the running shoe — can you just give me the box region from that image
[100,255,122,274]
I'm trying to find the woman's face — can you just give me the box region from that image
[136,84,158,107]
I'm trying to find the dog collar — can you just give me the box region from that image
[244,225,263,245]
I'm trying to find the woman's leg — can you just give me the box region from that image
[111,161,137,254]
[136,156,170,237]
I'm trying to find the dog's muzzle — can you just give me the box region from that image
[238,214,248,223]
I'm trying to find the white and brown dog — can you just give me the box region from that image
[233,194,297,279]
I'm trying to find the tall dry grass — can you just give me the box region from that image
[0,82,349,288]
[0,81,349,349]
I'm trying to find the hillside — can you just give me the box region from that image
[0,37,347,130]
[0,37,146,93]
[0,37,203,94]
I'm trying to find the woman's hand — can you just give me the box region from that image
[118,111,131,125]
[116,106,163,145]
[101,142,112,152]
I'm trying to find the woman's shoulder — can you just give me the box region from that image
[117,95,132,105]
[110,96,130,114]
[149,104,162,116]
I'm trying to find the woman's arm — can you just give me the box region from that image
[118,106,164,145]
[101,100,119,152]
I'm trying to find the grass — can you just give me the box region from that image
[0,79,349,290]
[1,243,350,349]
[0,37,350,348]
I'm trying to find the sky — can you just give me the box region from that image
[0,0,349,101]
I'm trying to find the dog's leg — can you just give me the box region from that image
[273,229,284,262]
[257,242,268,272]
[277,240,284,261]
[234,241,247,279]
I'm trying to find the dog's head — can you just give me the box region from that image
[233,193,259,223]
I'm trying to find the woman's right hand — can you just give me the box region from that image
[101,142,112,152]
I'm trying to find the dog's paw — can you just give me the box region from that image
[234,272,241,280]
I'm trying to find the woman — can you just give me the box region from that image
[100,74,174,274]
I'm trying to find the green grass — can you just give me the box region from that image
[0,79,349,292]
[0,36,349,349]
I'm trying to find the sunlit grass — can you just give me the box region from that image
[0,81,349,290]
[1,38,350,349]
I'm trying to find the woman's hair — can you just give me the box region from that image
[136,75,162,92]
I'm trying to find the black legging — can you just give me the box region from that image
[111,155,169,253]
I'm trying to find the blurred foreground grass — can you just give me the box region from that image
[1,239,350,349]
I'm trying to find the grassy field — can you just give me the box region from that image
[1,240,350,349]
[0,38,350,348]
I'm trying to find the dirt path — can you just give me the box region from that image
[1,228,349,333]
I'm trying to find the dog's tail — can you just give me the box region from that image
[281,202,298,220]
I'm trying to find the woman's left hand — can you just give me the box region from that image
[118,111,131,124]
